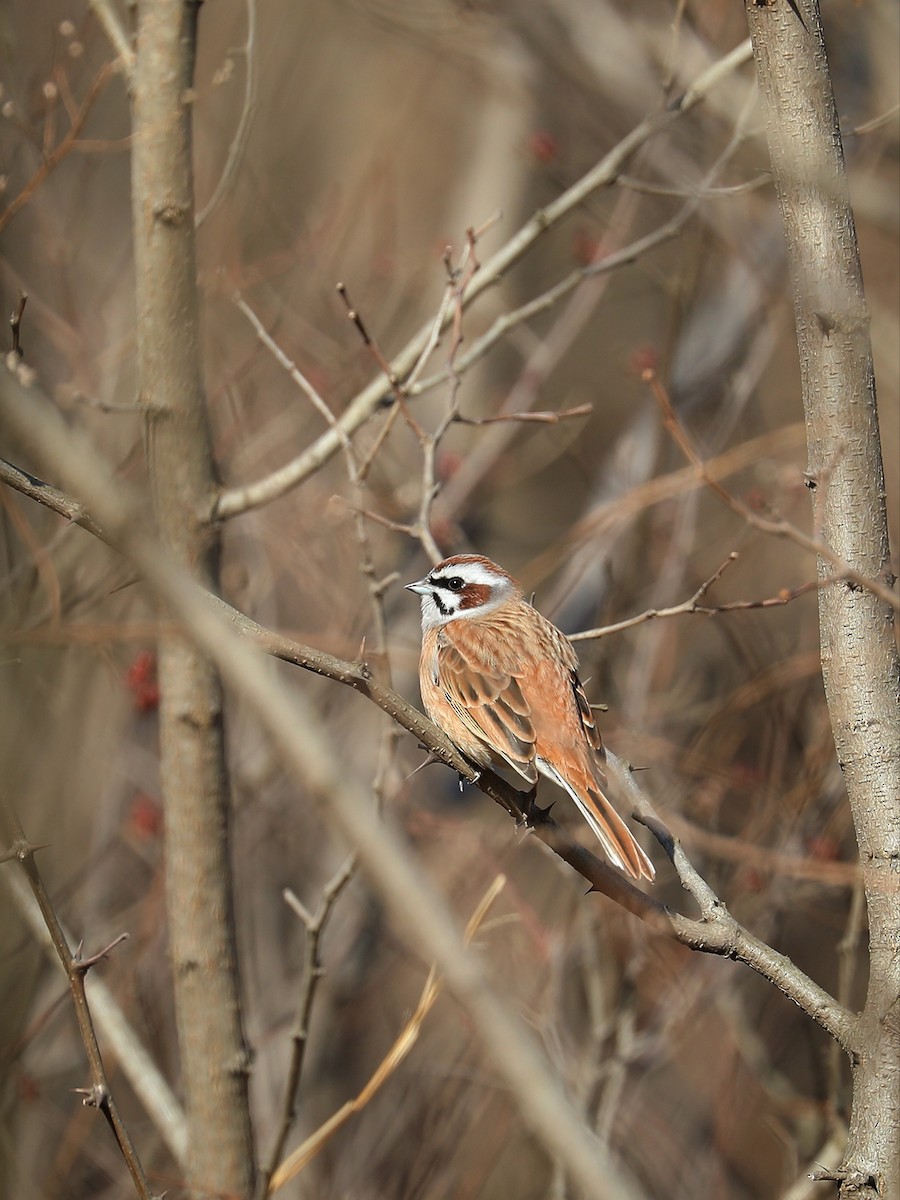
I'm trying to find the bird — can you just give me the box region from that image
[405,554,655,881]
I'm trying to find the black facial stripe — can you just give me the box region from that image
[430,574,465,591]
[432,590,452,616]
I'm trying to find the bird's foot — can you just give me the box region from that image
[458,770,481,792]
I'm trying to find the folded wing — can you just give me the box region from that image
[437,640,538,783]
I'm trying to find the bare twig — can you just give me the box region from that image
[0,482,63,626]
[645,369,899,611]
[3,862,188,1162]
[1,803,157,1200]
[336,280,428,441]
[663,814,859,888]
[196,0,258,227]
[408,203,701,401]
[572,553,739,640]
[428,72,755,525]
[403,220,495,395]
[257,855,357,1196]
[779,1126,848,1200]
[454,403,592,427]
[531,422,808,583]
[571,553,827,641]
[337,228,489,564]
[0,61,119,236]
[268,874,507,1192]
[213,39,754,521]
[615,171,770,199]
[234,292,348,441]
[847,102,900,138]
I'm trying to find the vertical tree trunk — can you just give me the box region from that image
[745,2,900,1197]
[131,3,255,1195]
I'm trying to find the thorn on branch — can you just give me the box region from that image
[809,1165,848,1183]
[72,932,130,973]
[406,752,442,779]
[73,1082,111,1111]
[2,837,45,865]
[519,783,553,829]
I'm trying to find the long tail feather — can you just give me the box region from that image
[536,759,655,881]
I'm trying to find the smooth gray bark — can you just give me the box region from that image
[131,3,255,1195]
[745,2,900,1196]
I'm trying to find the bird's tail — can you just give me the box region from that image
[537,758,655,881]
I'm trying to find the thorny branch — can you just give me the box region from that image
[0,801,158,1200]
[570,551,828,641]
[213,38,755,521]
[0,451,859,1056]
[0,367,649,1200]
[3,862,189,1163]
[257,855,356,1198]
[268,875,507,1193]
[645,369,899,611]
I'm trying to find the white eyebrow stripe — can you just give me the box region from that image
[430,562,501,588]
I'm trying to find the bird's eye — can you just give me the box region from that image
[445,577,465,591]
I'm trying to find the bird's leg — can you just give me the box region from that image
[460,768,482,796]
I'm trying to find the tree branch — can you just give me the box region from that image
[645,368,899,611]
[213,38,754,521]
[1,803,158,1200]
[1,864,188,1165]
[0,396,858,1056]
[257,855,356,1197]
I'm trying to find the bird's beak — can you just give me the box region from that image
[404,579,431,596]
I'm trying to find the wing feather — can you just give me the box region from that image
[431,605,654,881]
[571,670,604,755]
[437,629,537,781]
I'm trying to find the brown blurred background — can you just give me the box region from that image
[1,1,897,1197]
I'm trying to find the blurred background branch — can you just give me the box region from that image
[0,1,896,1197]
